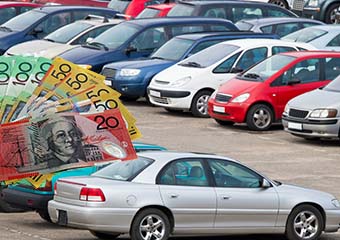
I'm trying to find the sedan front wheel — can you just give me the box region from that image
[131,208,170,240]
[286,205,324,240]
[246,104,274,131]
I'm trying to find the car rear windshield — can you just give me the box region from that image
[235,21,254,31]
[167,4,195,16]
[152,37,194,61]
[238,54,296,82]
[45,21,93,44]
[92,157,153,181]
[324,75,340,92]
[2,10,46,32]
[282,28,327,43]
[137,8,160,18]
[179,44,239,68]
[108,0,131,13]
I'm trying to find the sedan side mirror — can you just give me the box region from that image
[230,67,243,73]
[125,46,137,55]
[261,178,271,188]
[86,37,94,43]
[288,78,301,85]
[30,27,43,36]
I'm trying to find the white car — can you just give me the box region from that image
[5,16,123,58]
[148,38,316,117]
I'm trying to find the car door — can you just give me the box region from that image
[157,158,216,229]
[271,57,325,116]
[206,159,279,229]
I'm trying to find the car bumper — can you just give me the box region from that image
[282,115,340,138]
[106,77,147,98]
[147,87,192,110]
[325,209,340,232]
[1,188,52,211]
[48,200,137,233]
[208,99,249,123]
[301,7,322,20]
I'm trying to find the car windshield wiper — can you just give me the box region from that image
[179,61,203,68]
[82,41,109,51]
[151,56,166,60]
[44,38,55,42]
[243,72,262,80]
[0,26,12,32]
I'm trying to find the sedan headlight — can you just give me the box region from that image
[120,69,141,77]
[332,199,340,208]
[231,93,250,103]
[78,64,92,69]
[309,109,337,118]
[170,76,191,87]
[284,104,290,114]
[307,0,319,7]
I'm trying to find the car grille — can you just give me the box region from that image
[101,68,117,79]
[151,96,169,104]
[292,0,305,11]
[289,108,309,119]
[215,93,232,103]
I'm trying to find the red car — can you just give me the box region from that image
[0,1,41,24]
[28,0,110,7]
[208,51,340,131]
[136,3,175,18]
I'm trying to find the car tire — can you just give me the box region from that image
[246,104,274,131]
[37,210,52,223]
[215,119,234,126]
[286,205,324,240]
[191,90,213,118]
[269,0,288,9]
[130,208,170,240]
[89,230,120,239]
[325,3,340,24]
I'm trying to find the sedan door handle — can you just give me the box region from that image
[169,194,179,199]
[221,195,231,200]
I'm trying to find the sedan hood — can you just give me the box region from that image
[0,30,20,50]
[288,88,340,111]
[105,58,174,70]
[217,77,261,96]
[59,46,112,63]
[153,63,206,83]
[277,183,335,200]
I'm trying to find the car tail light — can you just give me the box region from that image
[36,180,52,192]
[54,182,58,195]
[79,187,106,202]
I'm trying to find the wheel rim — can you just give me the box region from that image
[252,108,271,129]
[196,94,210,116]
[139,214,165,240]
[293,211,319,239]
[329,7,339,23]
[271,0,286,7]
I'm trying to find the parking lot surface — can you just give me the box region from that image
[0,100,339,240]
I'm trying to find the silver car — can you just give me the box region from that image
[48,151,340,240]
[282,73,340,140]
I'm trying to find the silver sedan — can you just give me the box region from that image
[48,151,340,240]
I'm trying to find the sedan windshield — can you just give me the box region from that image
[44,22,93,44]
[179,44,240,68]
[137,8,160,18]
[92,157,153,181]
[108,0,131,13]
[151,38,194,61]
[85,22,140,50]
[167,4,195,16]
[2,10,46,32]
[324,75,340,92]
[282,28,327,43]
[239,54,296,82]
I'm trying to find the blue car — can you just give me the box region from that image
[0,5,118,55]
[0,142,166,219]
[58,17,239,73]
[102,31,279,100]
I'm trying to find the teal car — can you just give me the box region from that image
[0,142,166,221]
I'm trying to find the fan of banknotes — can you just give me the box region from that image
[0,55,141,182]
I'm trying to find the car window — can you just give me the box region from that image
[167,4,195,16]
[170,25,204,36]
[137,8,160,18]
[130,27,166,51]
[151,38,194,61]
[213,52,241,73]
[36,12,72,38]
[208,159,262,188]
[203,7,226,19]
[20,6,36,13]
[302,22,320,28]
[260,25,273,34]
[272,46,297,55]
[231,7,263,22]
[72,25,113,45]
[0,7,16,25]
[327,34,340,47]
[235,21,254,31]
[2,9,46,32]
[325,57,340,79]
[276,58,321,86]
[209,24,232,31]
[282,28,327,43]
[190,40,223,56]
[275,23,300,37]
[108,0,131,13]
[235,47,268,71]
[266,8,292,17]
[158,159,209,187]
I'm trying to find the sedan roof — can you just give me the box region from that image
[32,5,117,14]
[174,31,276,40]
[237,17,324,26]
